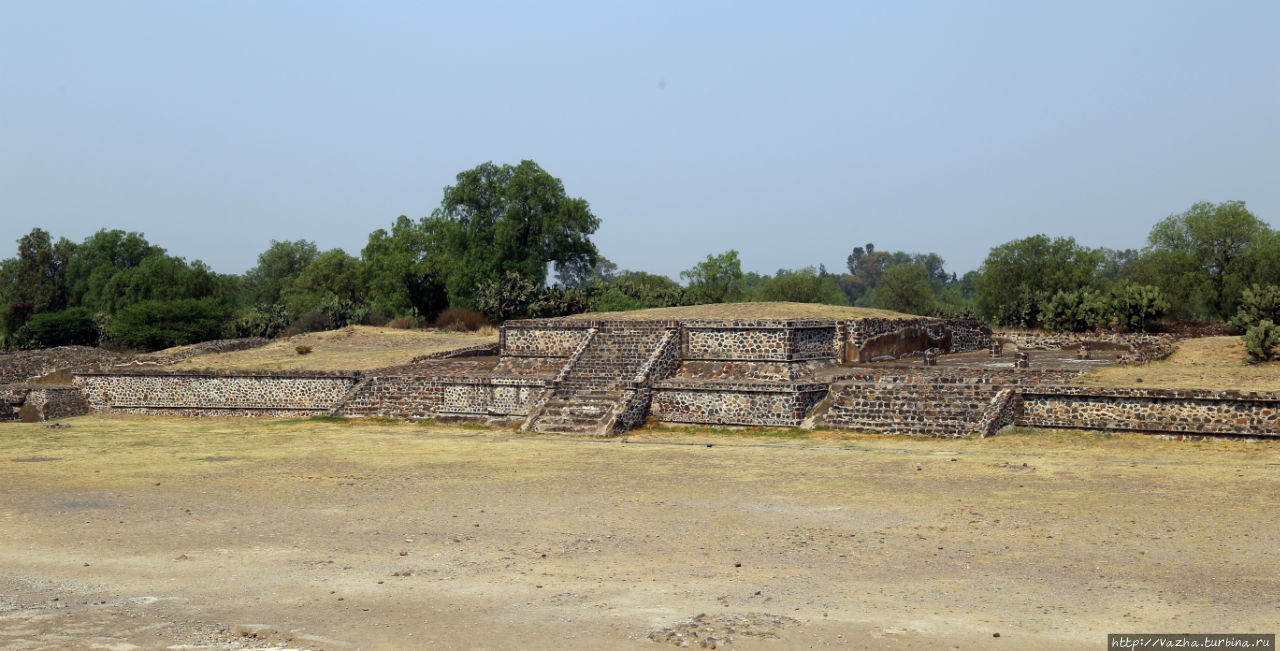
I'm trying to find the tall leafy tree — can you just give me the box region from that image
[976,235,1104,328]
[98,255,231,314]
[361,216,449,319]
[243,239,319,306]
[433,160,600,308]
[280,249,365,318]
[754,267,849,305]
[1140,200,1271,319]
[555,255,617,289]
[870,263,934,315]
[65,229,162,311]
[0,228,75,344]
[681,250,745,304]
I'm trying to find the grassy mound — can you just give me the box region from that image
[1076,336,1280,391]
[563,301,915,321]
[166,326,497,372]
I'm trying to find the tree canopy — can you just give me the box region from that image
[432,160,600,308]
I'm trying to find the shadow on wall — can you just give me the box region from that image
[852,324,951,362]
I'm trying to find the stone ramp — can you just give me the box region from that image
[813,377,1015,438]
[525,323,671,436]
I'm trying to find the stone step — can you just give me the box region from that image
[825,418,976,435]
[543,405,611,419]
[530,417,604,434]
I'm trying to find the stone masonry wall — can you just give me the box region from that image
[1,384,89,422]
[996,331,1177,365]
[682,320,837,362]
[501,322,593,358]
[848,318,990,361]
[1017,387,1280,437]
[650,382,829,427]
[74,370,358,416]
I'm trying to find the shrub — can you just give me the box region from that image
[292,310,331,333]
[1230,284,1280,333]
[295,345,313,355]
[319,296,368,329]
[233,304,289,339]
[19,308,98,348]
[473,271,538,322]
[1243,320,1280,362]
[589,288,645,313]
[1110,283,1170,332]
[110,298,231,351]
[387,316,415,329]
[362,312,389,327]
[433,308,490,332]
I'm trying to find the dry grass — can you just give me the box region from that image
[166,326,497,371]
[3,415,1273,491]
[566,301,914,321]
[1077,336,1280,391]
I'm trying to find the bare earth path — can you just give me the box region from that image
[0,418,1276,650]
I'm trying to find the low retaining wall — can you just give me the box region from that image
[1017,387,1280,438]
[74,370,359,417]
[340,375,544,421]
[996,331,1176,365]
[650,380,829,427]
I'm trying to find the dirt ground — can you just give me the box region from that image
[1,417,1276,650]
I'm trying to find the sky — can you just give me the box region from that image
[3,1,1278,280]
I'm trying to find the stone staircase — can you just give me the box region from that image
[524,323,670,436]
[813,377,1015,438]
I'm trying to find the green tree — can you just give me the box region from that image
[869,263,933,315]
[681,250,744,304]
[0,228,75,347]
[976,235,1105,328]
[98,255,231,314]
[361,216,449,320]
[110,298,231,351]
[280,249,365,320]
[244,240,319,306]
[1143,200,1271,319]
[555,255,618,290]
[756,267,849,305]
[602,271,688,308]
[588,287,645,313]
[19,307,98,348]
[65,229,162,312]
[433,161,600,308]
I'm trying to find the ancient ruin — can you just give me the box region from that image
[3,309,1278,438]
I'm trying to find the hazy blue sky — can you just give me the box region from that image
[3,1,1277,279]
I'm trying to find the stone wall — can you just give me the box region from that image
[815,379,1007,437]
[996,331,1177,365]
[74,370,359,417]
[671,359,837,383]
[0,346,124,384]
[650,381,829,427]
[341,376,542,421]
[1,384,89,422]
[847,318,990,361]
[501,322,593,357]
[1017,387,1280,438]
[681,320,837,362]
